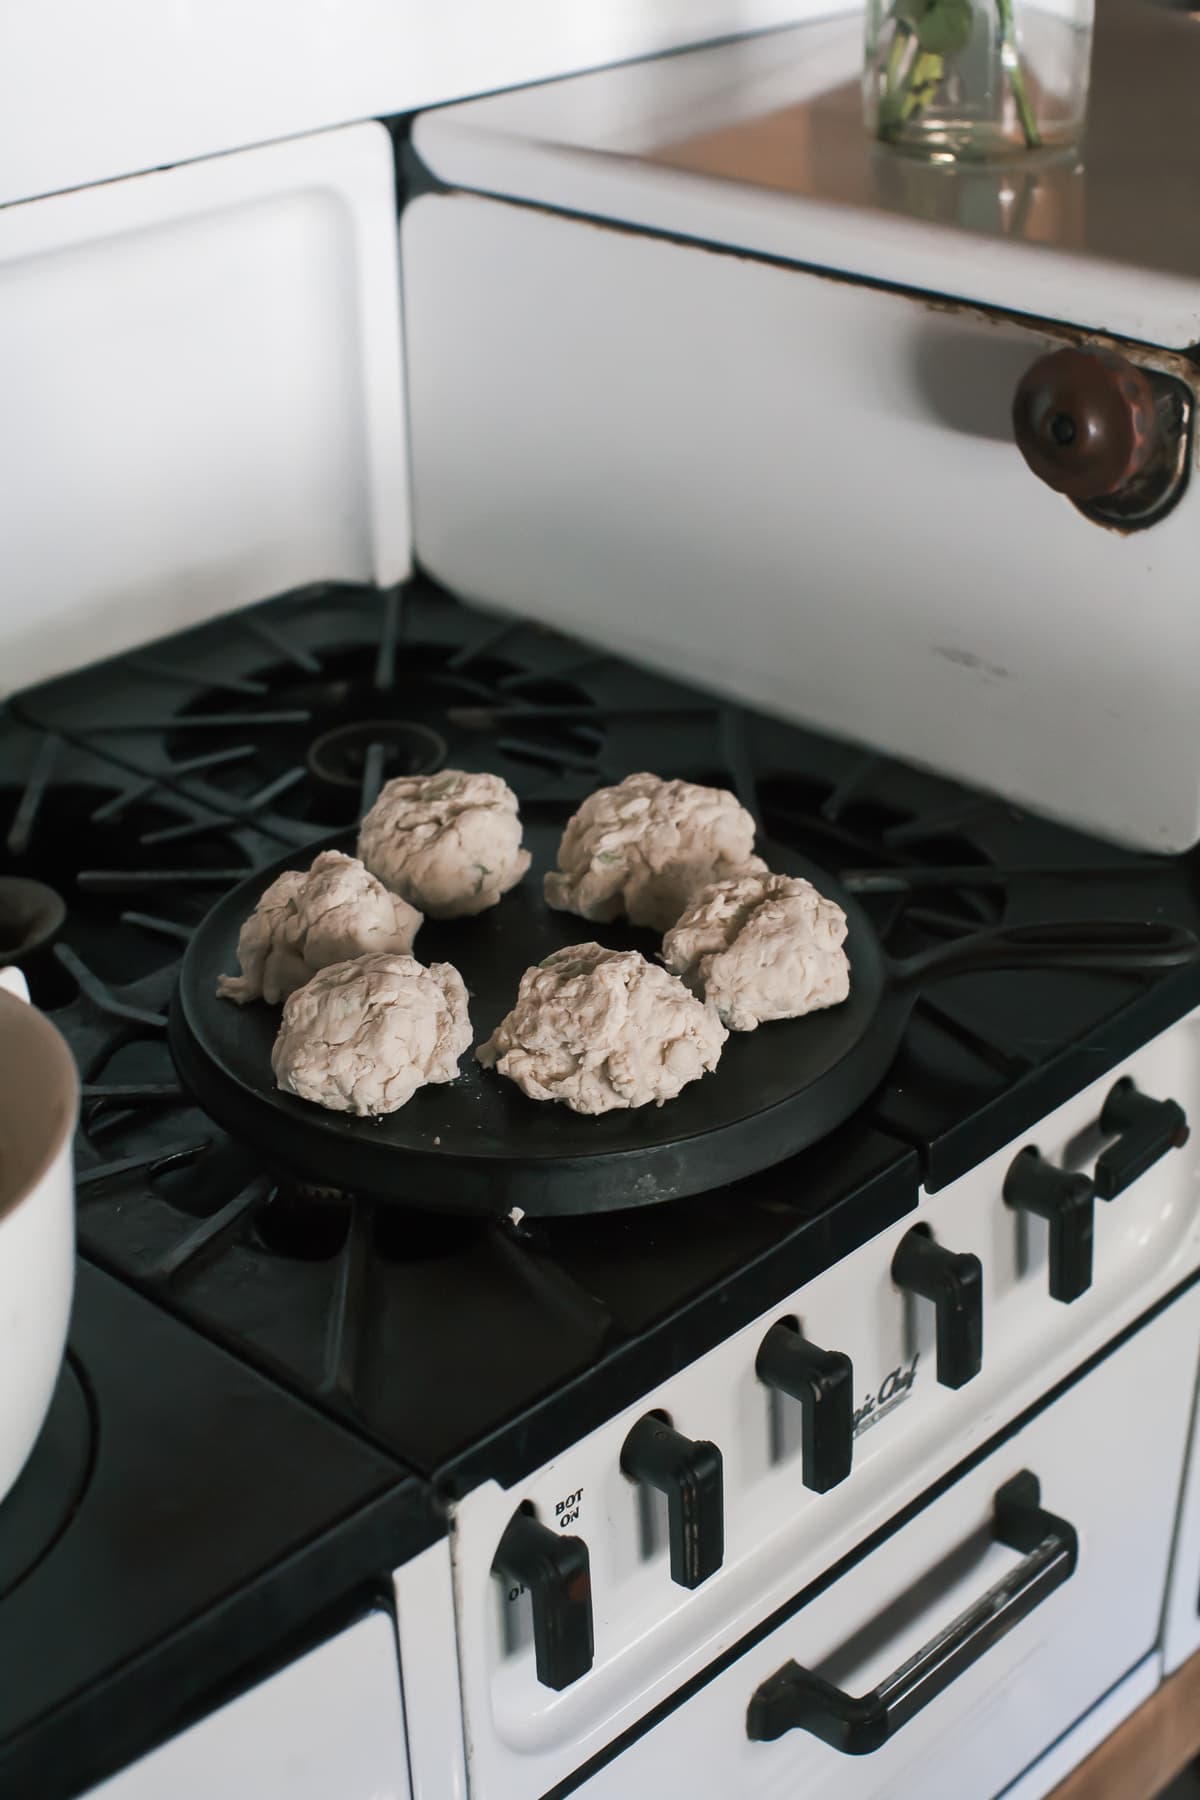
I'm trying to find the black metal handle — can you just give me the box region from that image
[891,1225,982,1389]
[620,1414,724,1589]
[747,1471,1077,1752]
[1003,1146,1095,1305]
[491,1508,594,1690]
[890,921,1198,995]
[756,1321,854,1494]
[1095,1077,1189,1201]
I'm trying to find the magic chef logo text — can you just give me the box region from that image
[852,1353,920,1438]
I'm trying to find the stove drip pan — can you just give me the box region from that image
[0,1358,94,1602]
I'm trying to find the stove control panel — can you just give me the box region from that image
[892,1225,983,1390]
[620,1413,724,1590]
[754,1319,854,1494]
[491,1505,593,1691]
[463,1025,1200,1800]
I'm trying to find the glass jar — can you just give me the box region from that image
[863,0,1093,161]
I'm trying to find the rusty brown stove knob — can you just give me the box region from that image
[1012,347,1159,502]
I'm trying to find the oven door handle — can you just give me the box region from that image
[746,1471,1077,1754]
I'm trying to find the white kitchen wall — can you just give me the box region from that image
[1,1,818,209]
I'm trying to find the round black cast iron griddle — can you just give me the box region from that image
[169,805,1197,1216]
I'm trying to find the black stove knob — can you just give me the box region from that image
[1003,1146,1095,1305]
[491,1507,593,1690]
[1095,1078,1189,1200]
[891,1225,982,1390]
[755,1320,854,1494]
[620,1413,724,1589]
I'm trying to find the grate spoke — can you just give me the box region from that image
[76,1140,210,1191]
[83,1082,183,1105]
[6,731,59,854]
[495,736,605,773]
[719,706,760,823]
[90,711,311,732]
[820,755,886,825]
[152,1175,273,1282]
[54,944,169,1028]
[243,610,321,672]
[320,1198,372,1403]
[489,1222,616,1345]
[448,617,526,671]
[883,795,1011,848]
[373,586,405,691]
[140,813,240,847]
[119,911,195,943]
[91,779,156,824]
[77,868,250,892]
[129,654,268,698]
[498,651,613,692]
[245,766,308,811]
[359,741,386,818]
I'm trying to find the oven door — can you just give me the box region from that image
[572,1284,1200,1800]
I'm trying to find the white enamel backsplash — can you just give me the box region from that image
[449,1016,1200,1800]
[403,192,1200,853]
[0,124,408,697]
[0,1,849,210]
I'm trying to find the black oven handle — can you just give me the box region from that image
[746,1471,1077,1754]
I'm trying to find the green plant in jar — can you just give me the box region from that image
[871,0,1042,152]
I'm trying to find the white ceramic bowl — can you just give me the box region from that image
[0,967,78,1505]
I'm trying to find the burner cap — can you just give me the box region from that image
[0,877,66,966]
[306,720,446,791]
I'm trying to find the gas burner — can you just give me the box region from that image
[164,636,606,829]
[0,779,251,999]
[0,876,65,967]
[306,719,448,791]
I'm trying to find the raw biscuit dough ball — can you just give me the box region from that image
[357,770,531,920]
[544,772,766,934]
[271,953,471,1116]
[662,870,850,1032]
[476,942,727,1115]
[217,849,423,1006]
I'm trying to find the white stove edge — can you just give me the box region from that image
[84,1608,413,1800]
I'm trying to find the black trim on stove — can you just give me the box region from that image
[535,1265,1200,1800]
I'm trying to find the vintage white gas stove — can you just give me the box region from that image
[2,3,1200,1799]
